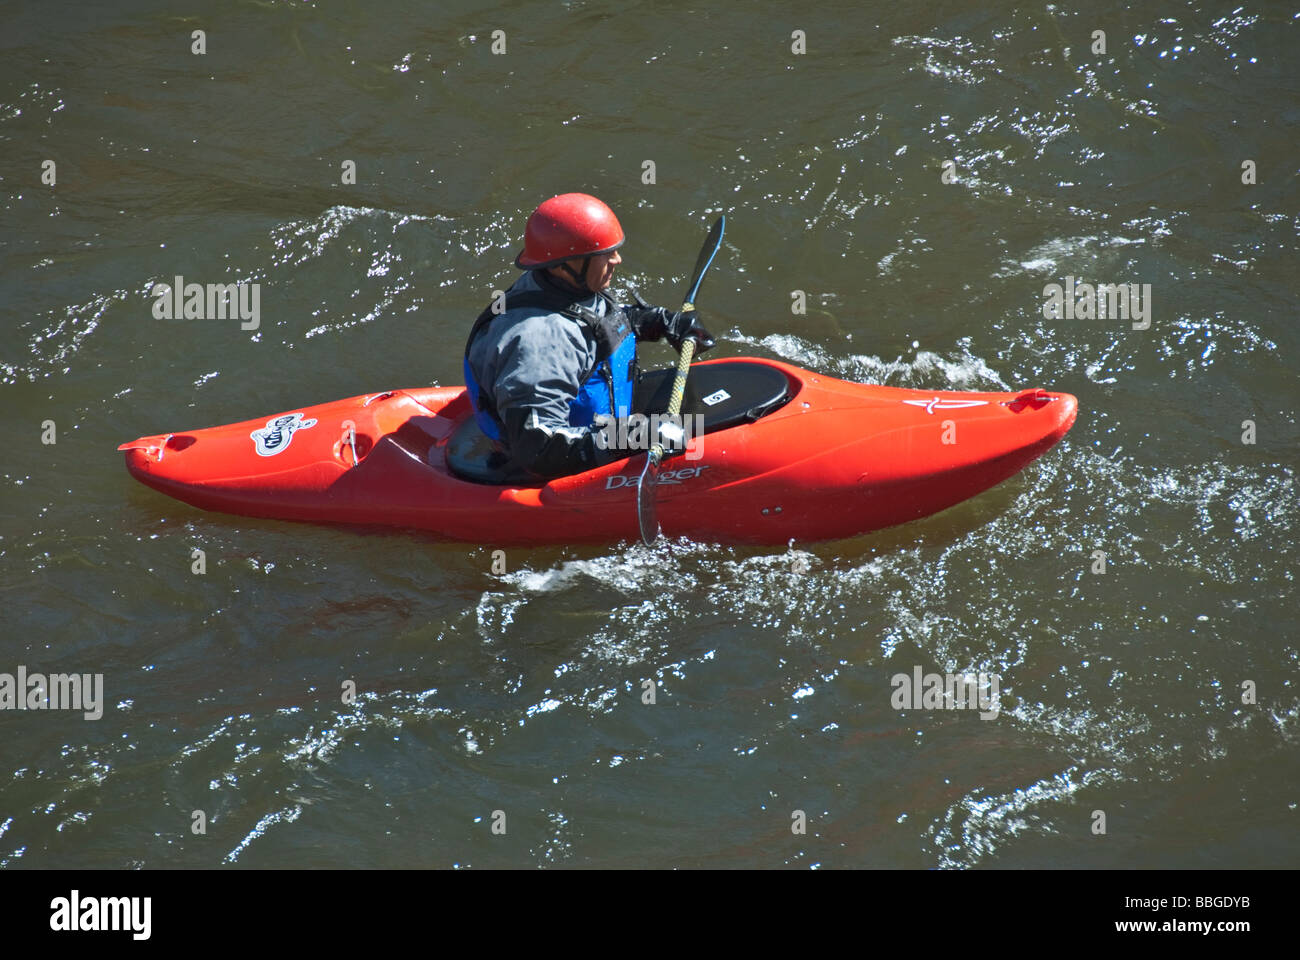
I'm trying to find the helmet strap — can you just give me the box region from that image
[559,256,594,295]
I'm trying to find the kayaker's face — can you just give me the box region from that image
[568,250,620,291]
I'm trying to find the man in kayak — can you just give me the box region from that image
[464,192,715,479]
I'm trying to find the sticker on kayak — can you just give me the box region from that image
[903,397,990,415]
[251,413,317,456]
[702,389,731,407]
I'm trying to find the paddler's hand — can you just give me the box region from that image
[626,303,716,355]
[665,309,715,355]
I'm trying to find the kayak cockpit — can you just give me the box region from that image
[444,359,795,485]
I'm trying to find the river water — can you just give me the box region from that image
[1,1,1296,868]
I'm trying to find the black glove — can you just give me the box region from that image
[625,298,716,355]
[664,309,715,354]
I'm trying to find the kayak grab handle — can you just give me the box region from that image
[1002,389,1056,412]
[116,433,195,462]
[362,392,395,407]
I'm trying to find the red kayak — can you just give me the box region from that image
[117,357,1077,544]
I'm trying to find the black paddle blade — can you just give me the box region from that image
[682,216,725,308]
[637,450,661,544]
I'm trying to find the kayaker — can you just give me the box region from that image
[464,192,715,479]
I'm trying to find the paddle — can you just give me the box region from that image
[637,215,726,544]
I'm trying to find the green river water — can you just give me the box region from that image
[0,0,1296,869]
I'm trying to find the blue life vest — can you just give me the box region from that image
[464,283,636,442]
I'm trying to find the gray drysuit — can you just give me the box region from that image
[465,270,662,478]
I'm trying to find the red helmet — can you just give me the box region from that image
[515,193,625,269]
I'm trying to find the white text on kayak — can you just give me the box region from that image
[150,275,260,330]
[50,891,151,941]
[1042,275,1151,330]
[606,464,709,489]
[890,667,1001,720]
[0,666,103,720]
